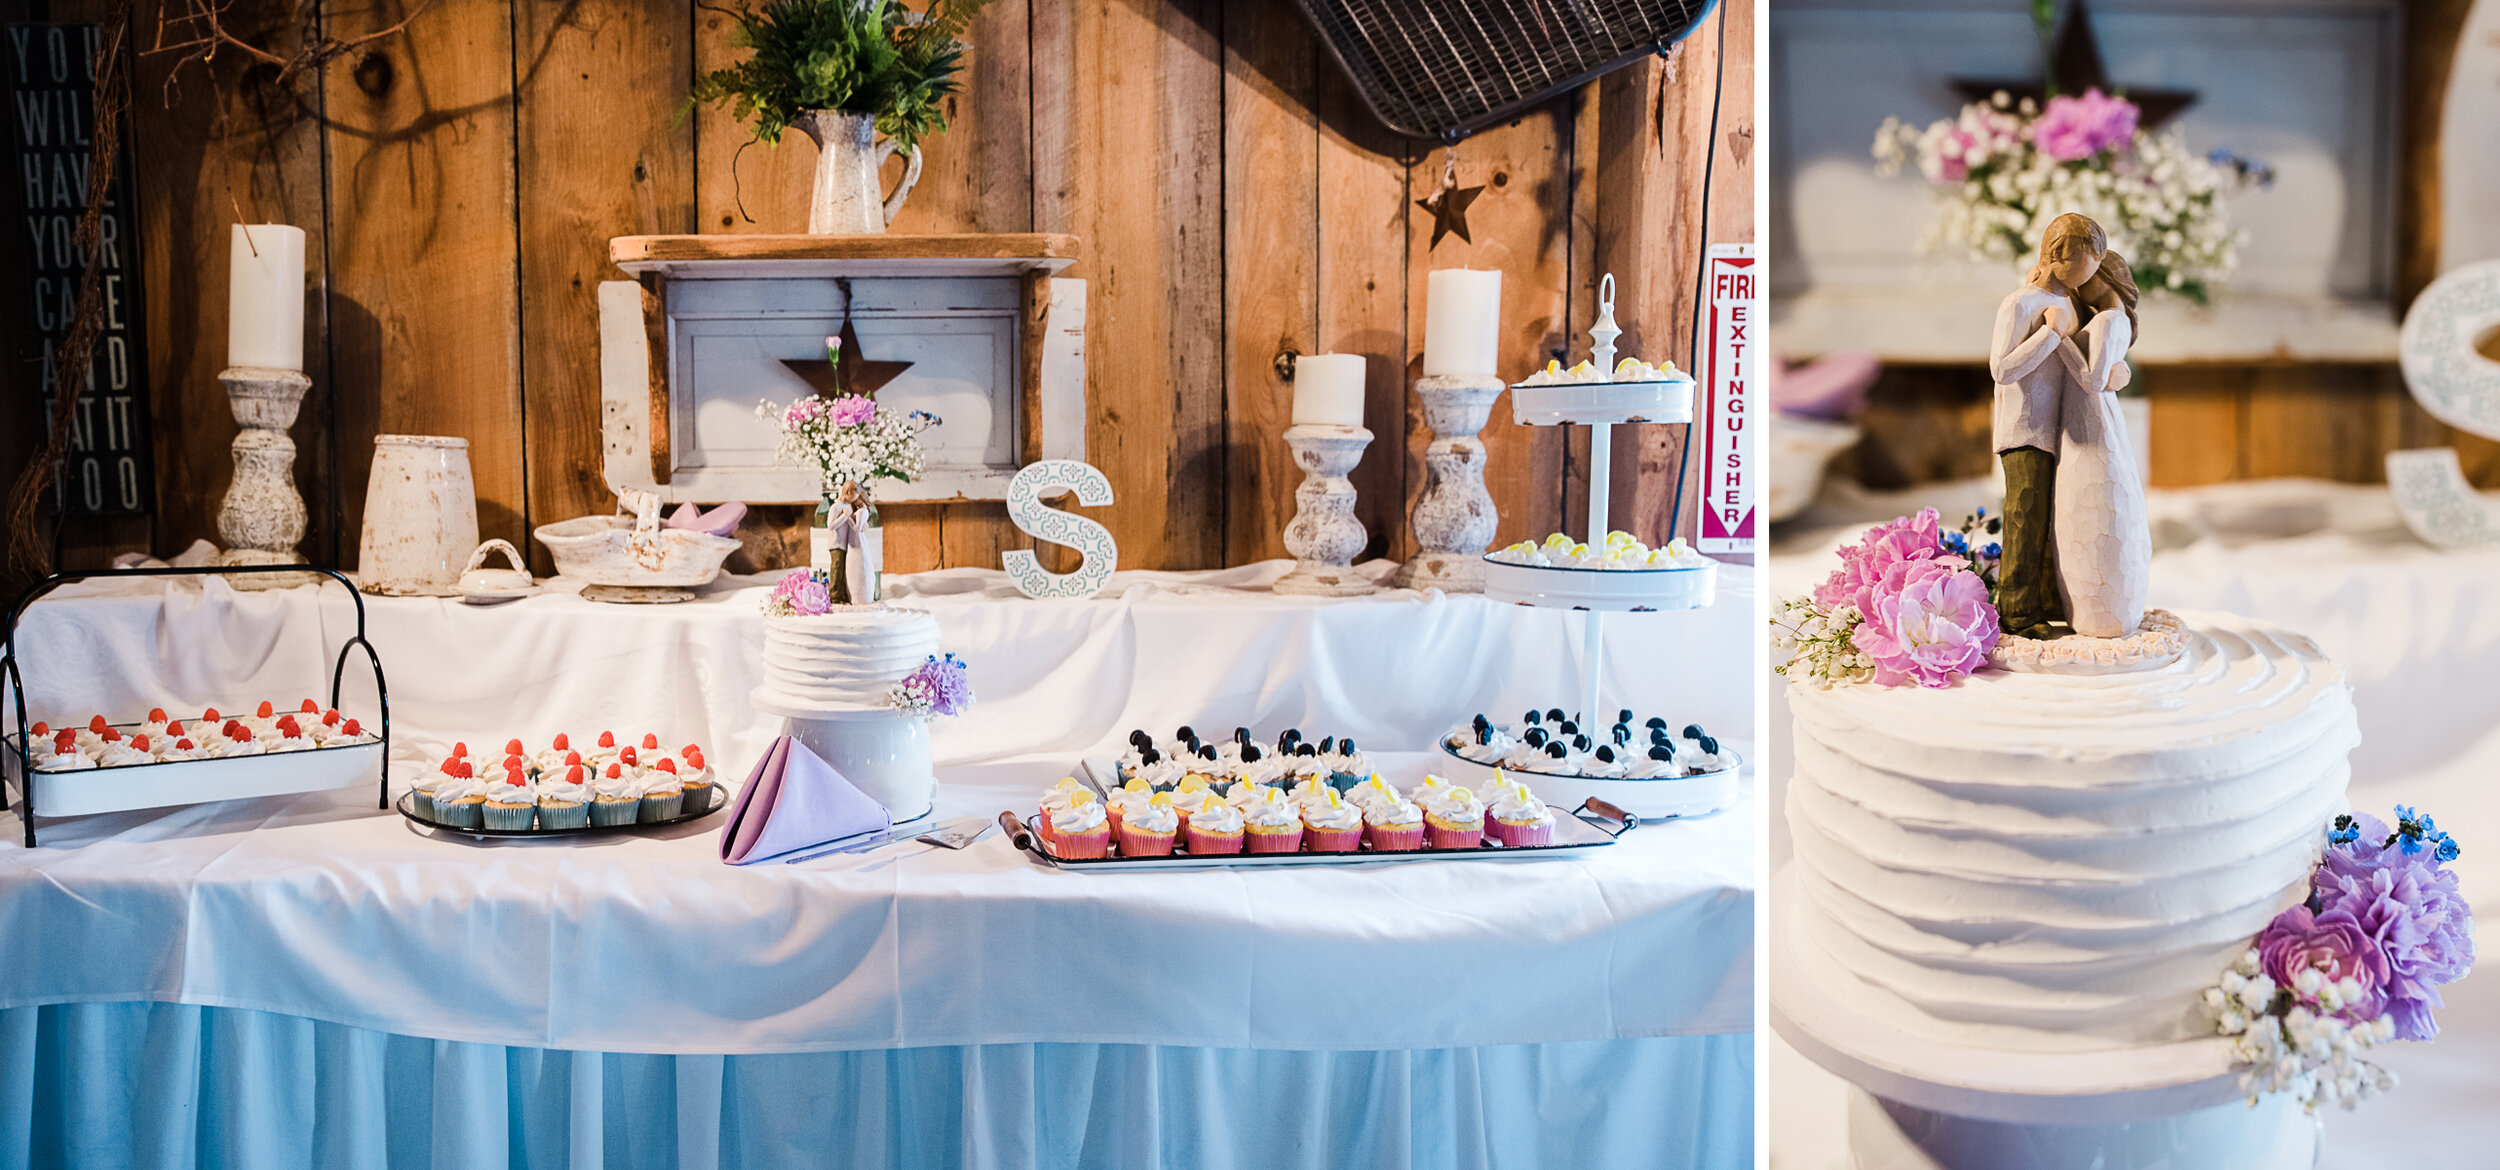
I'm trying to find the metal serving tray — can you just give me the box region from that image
[1436,738,1740,820]
[998,760,1638,871]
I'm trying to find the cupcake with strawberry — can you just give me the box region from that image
[35,731,92,771]
[677,744,715,813]
[430,763,489,829]
[483,769,539,831]
[537,764,592,830]
[591,763,641,826]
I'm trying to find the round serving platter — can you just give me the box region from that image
[394,790,724,839]
[1435,738,1740,820]
[1508,375,1695,427]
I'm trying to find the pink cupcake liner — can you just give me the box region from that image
[1185,825,1245,855]
[1245,825,1304,854]
[1366,823,1426,852]
[1116,825,1176,857]
[1425,821,1484,850]
[1495,819,1552,847]
[1056,824,1112,859]
[1305,825,1363,854]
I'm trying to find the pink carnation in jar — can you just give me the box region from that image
[2030,88,2139,161]
[1849,558,1998,687]
[828,395,877,427]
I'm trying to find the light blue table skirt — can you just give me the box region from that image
[0,1003,1751,1169]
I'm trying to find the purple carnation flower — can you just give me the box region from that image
[2316,811,2477,1041]
[899,653,974,717]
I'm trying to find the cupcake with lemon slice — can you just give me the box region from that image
[1046,788,1112,859]
[1117,791,1180,857]
[1302,788,1364,853]
[1184,793,1245,855]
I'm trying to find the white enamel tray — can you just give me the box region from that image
[1481,557,1716,612]
[3,726,382,818]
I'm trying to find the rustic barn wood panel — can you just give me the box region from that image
[12,0,1750,574]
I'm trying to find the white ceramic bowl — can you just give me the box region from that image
[533,516,741,588]
[1768,413,1862,523]
[1481,557,1716,611]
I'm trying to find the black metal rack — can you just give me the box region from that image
[2,564,391,848]
[1292,0,1716,142]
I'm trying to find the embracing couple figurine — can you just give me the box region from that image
[1990,212,2149,641]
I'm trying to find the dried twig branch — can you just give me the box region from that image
[146,0,440,94]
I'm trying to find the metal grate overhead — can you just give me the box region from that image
[1292,0,1716,142]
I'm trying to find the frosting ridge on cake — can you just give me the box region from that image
[1785,610,2356,1054]
[759,604,942,709]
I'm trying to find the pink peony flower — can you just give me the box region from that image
[2257,904,2389,1019]
[1815,508,1945,615]
[828,395,877,427]
[2030,89,2139,162]
[1849,558,1999,687]
[768,570,833,617]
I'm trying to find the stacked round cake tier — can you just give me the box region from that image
[1785,610,2356,1056]
[759,605,941,710]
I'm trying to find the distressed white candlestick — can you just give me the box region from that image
[1291,353,1367,427]
[228,225,305,371]
[1422,269,1501,376]
[1273,424,1376,597]
[215,367,316,589]
[1389,374,1504,593]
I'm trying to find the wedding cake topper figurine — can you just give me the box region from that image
[1989,212,2152,645]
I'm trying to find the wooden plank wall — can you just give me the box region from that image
[12,0,1754,573]
[1831,361,2500,495]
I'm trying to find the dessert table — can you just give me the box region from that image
[2,561,1755,1169]
[1766,478,2500,1170]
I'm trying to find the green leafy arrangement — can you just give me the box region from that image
[688,0,992,150]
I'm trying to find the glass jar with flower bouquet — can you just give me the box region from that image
[757,334,939,603]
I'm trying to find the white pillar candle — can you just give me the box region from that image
[1291,353,1367,427]
[1422,268,1501,377]
[228,224,306,371]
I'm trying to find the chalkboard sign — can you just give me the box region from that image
[5,22,150,517]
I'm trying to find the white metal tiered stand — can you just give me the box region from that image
[1487,281,1714,721]
[1465,276,1728,817]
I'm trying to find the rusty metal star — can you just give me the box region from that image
[779,318,914,399]
[1417,180,1483,251]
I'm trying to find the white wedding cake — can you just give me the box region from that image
[758,605,941,710]
[1784,610,2356,1058]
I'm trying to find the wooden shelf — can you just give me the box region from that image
[611,233,1081,279]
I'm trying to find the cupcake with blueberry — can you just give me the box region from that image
[1419,784,1485,850]
[1302,788,1364,853]
[537,764,592,830]
[1117,791,1180,857]
[1183,793,1245,855]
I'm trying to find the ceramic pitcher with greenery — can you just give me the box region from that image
[689,0,991,235]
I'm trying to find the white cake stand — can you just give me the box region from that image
[1770,867,2322,1169]
[750,687,937,822]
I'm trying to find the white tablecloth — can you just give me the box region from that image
[1,562,1755,1056]
[1766,479,2500,1168]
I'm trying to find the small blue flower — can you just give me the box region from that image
[2327,815,2360,846]
[2438,836,2462,863]
[1981,542,2001,559]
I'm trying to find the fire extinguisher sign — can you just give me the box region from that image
[1696,243,1756,556]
